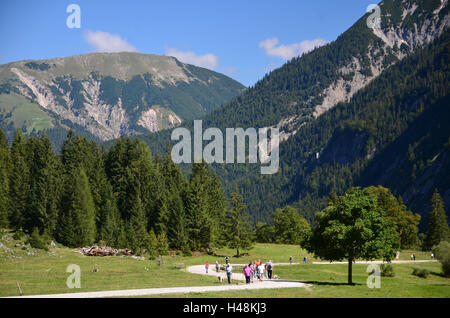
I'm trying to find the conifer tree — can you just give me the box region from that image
[8,130,29,230]
[57,168,96,247]
[156,231,169,255]
[425,189,450,250]
[167,192,188,249]
[127,185,148,253]
[0,129,10,228]
[207,172,227,248]
[145,229,158,259]
[25,134,61,236]
[97,181,121,246]
[225,185,254,257]
[163,145,188,249]
[185,161,214,251]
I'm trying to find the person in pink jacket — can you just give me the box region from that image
[243,264,252,284]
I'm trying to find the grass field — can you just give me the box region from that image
[1,230,449,298]
[0,93,54,133]
[150,262,449,298]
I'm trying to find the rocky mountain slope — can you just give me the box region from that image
[0,52,245,143]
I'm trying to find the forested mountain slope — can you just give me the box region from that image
[140,0,450,230]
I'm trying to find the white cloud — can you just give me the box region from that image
[164,46,218,70]
[259,37,328,60]
[84,30,137,53]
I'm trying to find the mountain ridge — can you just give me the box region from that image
[0,52,245,143]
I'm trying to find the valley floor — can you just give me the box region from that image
[1,234,449,298]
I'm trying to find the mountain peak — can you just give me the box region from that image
[0,52,245,142]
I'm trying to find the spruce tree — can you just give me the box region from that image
[0,129,10,228]
[97,181,120,246]
[156,231,169,255]
[167,192,188,250]
[8,130,29,230]
[57,168,96,247]
[127,185,148,253]
[425,189,450,250]
[185,161,214,251]
[25,134,61,236]
[145,229,158,259]
[225,185,254,257]
[61,131,112,231]
[207,172,227,248]
[163,146,188,249]
[105,137,153,227]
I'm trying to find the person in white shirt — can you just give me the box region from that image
[226,263,233,284]
[258,263,264,281]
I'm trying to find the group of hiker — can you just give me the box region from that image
[205,259,275,284]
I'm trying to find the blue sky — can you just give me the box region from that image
[0,0,377,86]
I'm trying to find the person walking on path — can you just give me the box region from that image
[258,263,264,281]
[205,262,209,273]
[264,262,268,279]
[413,253,416,261]
[215,261,219,273]
[267,260,273,279]
[289,256,293,264]
[249,262,255,283]
[303,256,307,264]
[226,263,233,284]
[244,265,252,284]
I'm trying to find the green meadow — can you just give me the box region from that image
[0,93,54,133]
[0,231,448,298]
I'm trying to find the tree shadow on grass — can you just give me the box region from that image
[300,280,364,286]
[430,271,446,278]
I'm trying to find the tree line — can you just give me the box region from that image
[1,128,447,262]
[0,128,254,258]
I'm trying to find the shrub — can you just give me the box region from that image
[380,264,395,277]
[27,228,48,251]
[412,267,430,278]
[156,232,169,256]
[13,230,25,241]
[182,244,192,257]
[432,241,450,277]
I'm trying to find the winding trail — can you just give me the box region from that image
[5,260,437,298]
[7,263,306,298]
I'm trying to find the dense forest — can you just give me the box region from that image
[1,127,448,253]
[0,128,256,256]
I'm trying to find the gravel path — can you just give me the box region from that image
[8,281,305,298]
[186,263,300,281]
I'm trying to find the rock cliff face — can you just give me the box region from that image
[0,52,245,141]
[309,0,449,120]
